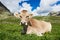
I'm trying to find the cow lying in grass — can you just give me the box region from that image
[14,10,52,36]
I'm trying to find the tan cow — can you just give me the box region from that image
[14,10,52,36]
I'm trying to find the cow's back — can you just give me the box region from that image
[29,19,52,33]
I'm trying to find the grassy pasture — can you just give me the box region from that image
[0,16,60,40]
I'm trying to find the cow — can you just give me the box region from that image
[14,10,52,36]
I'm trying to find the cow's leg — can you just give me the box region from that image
[26,30,32,34]
[36,33,43,36]
[33,28,43,36]
[48,26,52,32]
[46,24,52,33]
[26,27,32,34]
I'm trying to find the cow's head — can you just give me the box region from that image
[14,10,33,25]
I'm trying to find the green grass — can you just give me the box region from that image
[0,16,60,40]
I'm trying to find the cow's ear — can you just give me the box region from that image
[14,12,20,18]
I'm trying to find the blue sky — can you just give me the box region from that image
[56,1,60,5]
[19,0,40,11]
[19,0,60,11]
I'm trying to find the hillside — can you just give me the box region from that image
[0,6,11,19]
[48,11,60,16]
[0,16,60,40]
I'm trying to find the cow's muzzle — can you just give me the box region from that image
[20,22,27,25]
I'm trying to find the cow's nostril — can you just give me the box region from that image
[21,22,26,25]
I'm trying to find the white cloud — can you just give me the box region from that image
[40,0,58,7]
[33,0,60,16]
[52,5,60,12]
[1,0,28,13]
[37,0,58,12]
[1,0,20,12]
[20,2,32,12]
[40,13,49,16]
[32,10,39,16]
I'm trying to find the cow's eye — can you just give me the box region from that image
[20,16,22,18]
[26,16,29,18]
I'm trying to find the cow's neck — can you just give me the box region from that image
[28,18,36,27]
